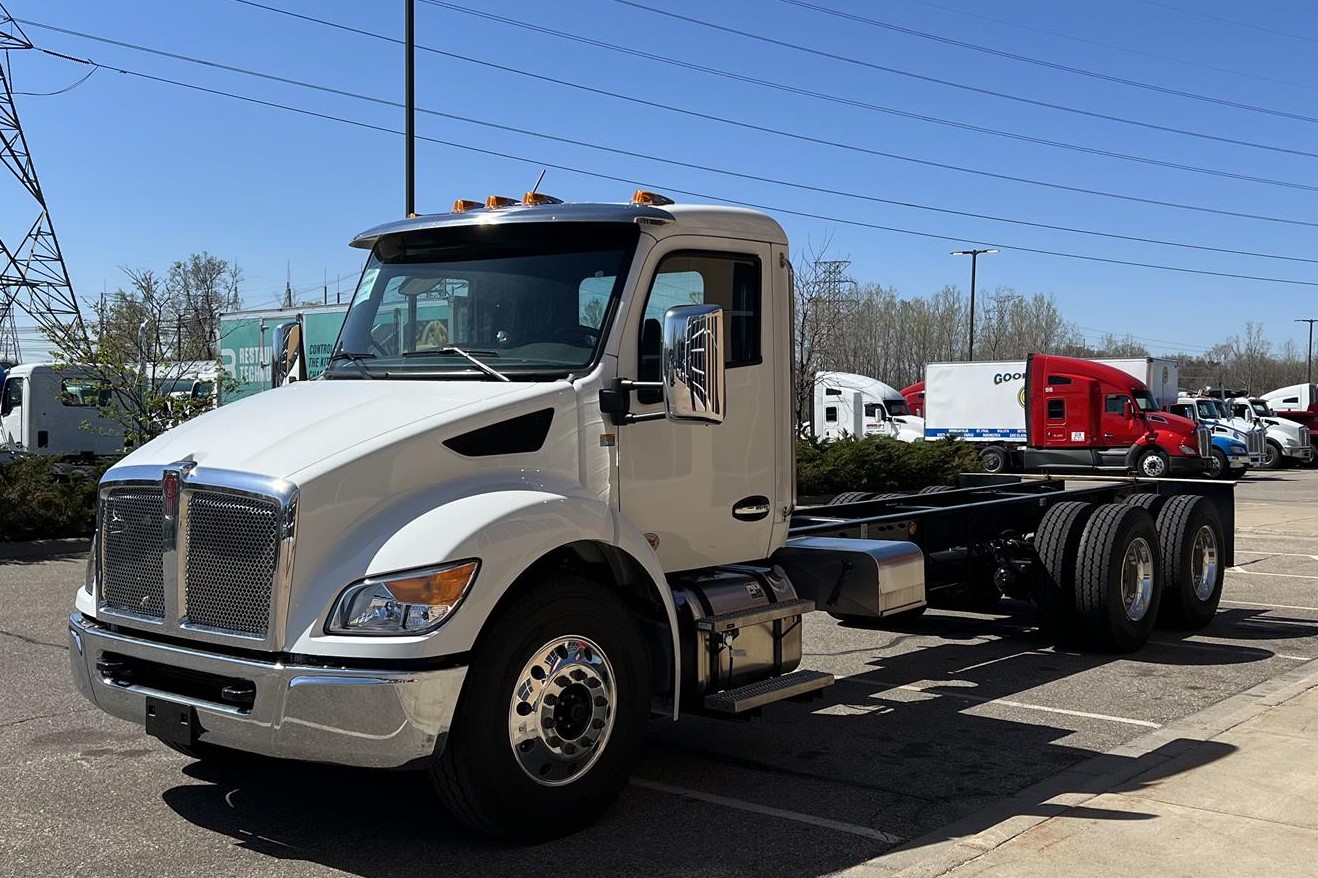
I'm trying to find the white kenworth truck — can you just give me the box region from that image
[69,194,1234,841]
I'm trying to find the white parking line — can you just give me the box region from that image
[631,778,904,844]
[861,680,1161,729]
[1227,567,1318,580]
[1221,599,1318,613]
[1234,551,1318,561]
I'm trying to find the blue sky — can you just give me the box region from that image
[5,0,1318,361]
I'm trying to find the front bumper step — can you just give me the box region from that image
[703,669,834,714]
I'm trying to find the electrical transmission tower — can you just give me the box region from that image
[1,5,86,364]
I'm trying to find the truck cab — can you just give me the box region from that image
[900,380,925,418]
[0,363,125,458]
[812,371,924,442]
[1228,397,1312,468]
[1023,354,1210,477]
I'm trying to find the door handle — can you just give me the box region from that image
[732,496,771,522]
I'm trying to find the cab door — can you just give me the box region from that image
[616,237,780,571]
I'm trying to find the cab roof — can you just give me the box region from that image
[351,201,789,249]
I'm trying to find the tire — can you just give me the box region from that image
[917,485,954,494]
[1123,492,1166,517]
[1073,504,1162,652]
[868,492,906,501]
[1207,448,1228,480]
[1032,501,1096,640]
[431,576,650,841]
[979,445,1009,474]
[829,491,870,505]
[1135,448,1171,479]
[1154,495,1225,630]
[1262,441,1283,470]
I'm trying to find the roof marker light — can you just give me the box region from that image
[452,199,482,213]
[486,195,518,209]
[522,192,563,206]
[632,190,675,206]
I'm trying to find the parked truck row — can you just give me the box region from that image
[68,193,1235,841]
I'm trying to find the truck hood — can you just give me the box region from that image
[112,379,563,480]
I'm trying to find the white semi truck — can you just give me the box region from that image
[69,194,1234,840]
[811,371,924,441]
[1226,397,1312,468]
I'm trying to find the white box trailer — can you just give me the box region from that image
[923,360,1029,443]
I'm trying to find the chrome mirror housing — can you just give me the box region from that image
[271,321,307,388]
[661,304,725,424]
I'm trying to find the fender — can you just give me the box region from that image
[287,486,683,713]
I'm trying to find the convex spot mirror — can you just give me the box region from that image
[661,304,725,424]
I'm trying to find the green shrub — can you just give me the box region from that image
[796,435,981,497]
[0,457,107,542]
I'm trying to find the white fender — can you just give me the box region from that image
[288,488,683,715]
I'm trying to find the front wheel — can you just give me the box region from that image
[1135,448,1170,479]
[431,576,650,841]
[1207,448,1228,480]
[979,445,1009,474]
[1262,441,1283,470]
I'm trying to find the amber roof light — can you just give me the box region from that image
[632,190,675,206]
[486,195,518,209]
[452,199,482,213]
[522,192,563,206]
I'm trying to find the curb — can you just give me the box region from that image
[0,538,92,561]
[829,654,1318,878]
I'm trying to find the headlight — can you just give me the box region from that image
[328,560,479,635]
[1179,444,1197,456]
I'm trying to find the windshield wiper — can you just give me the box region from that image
[401,346,510,382]
[326,350,375,380]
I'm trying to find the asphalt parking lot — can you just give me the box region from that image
[5,471,1318,878]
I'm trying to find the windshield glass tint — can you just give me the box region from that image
[1197,400,1219,419]
[887,400,910,417]
[332,223,640,378]
[1132,389,1158,412]
[1251,401,1270,416]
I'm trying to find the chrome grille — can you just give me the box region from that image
[183,490,280,637]
[1247,428,1265,456]
[1302,427,1311,447]
[1196,427,1211,459]
[100,488,165,619]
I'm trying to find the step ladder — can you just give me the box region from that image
[703,669,834,714]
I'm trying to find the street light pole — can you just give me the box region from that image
[405,0,416,217]
[951,248,997,361]
[1297,318,1318,384]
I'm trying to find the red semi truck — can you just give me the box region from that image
[921,354,1211,477]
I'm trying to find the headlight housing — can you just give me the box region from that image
[328,560,479,635]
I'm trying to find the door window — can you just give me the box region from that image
[825,406,838,423]
[1047,399,1065,421]
[1105,395,1128,416]
[638,252,761,385]
[0,378,22,416]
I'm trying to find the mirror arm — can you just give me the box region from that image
[599,377,665,426]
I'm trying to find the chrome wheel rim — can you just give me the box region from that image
[508,635,615,787]
[1141,454,1167,477]
[1191,525,1219,601]
[1121,536,1155,621]
[983,452,1003,473]
[1208,454,1223,478]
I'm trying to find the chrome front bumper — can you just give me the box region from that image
[68,613,466,768]
[1285,444,1314,461]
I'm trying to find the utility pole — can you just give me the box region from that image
[951,248,997,361]
[1298,319,1318,384]
[404,0,416,217]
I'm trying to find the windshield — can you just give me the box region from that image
[330,222,640,380]
[1132,389,1158,412]
[1196,400,1221,419]
[1250,400,1272,416]
[886,399,910,417]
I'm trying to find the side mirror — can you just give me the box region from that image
[1125,400,1135,419]
[271,321,307,388]
[661,303,725,424]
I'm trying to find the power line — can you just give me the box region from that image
[781,0,1318,126]
[1134,0,1318,48]
[597,0,1318,161]
[27,39,1318,288]
[417,0,1318,189]
[890,0,1318,96]
[13,65,95,95]
[26,19,1318,267]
